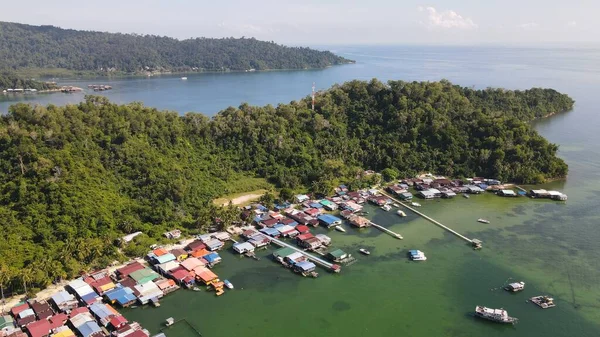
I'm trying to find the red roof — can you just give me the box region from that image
[89,276,113,293]
[11,303,30,316]
[109,315,128,328]
[26,319,52,337]
[171,269,191,280]
[49,313,69,329]
[128,330,149,337]
[116,262,145,278]
[295,225,310,234]
[305,208,319,216]
[280,217,295,225]
[186,240,206,251]
[261,218,279,227]
[296,233,314,241]
[68,307,90,318]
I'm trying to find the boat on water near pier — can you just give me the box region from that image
[165,317,175,326]
[335,225,346,233]
[181,77,188,80]
[409,250,427,261]
[530,295,555,308]
[463,193,470,199]
[397,210,406,217]
[359,248,370,255]
[392,203,400,208]
[475,306,518,324]
[224,280,234,289]
[381,204,392,211]
[505,281,525,292]
[411,202,421,207]
[477,218,490,224]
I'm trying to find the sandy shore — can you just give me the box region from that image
[217,193,263,207]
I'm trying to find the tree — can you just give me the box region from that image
[259,191,275,209]
[279,188,294,202]
[381,168,399,182]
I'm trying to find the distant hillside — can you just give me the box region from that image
[0,21,353,75]
[0,71,57,91]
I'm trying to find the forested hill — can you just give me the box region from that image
[0,79,572,293]
[0,72,58,91]
[0,21,352,74]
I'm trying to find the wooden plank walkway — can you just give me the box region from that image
[270,237,340,272]
[379,190,474,244]
[368,222,403,239]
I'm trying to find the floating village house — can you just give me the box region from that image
[25,318,51,337]
[30,301,53,320]
[67,279,101,306]
[315,233,331,246]
[169,248,188,262]
[50,291,78,313]
[294,261,317,275]
[317,214,342,228]
[129,268,159,285]
[134,282,163,305]
[327,249,349,263]
[204,238,225,251]
[498,189,517,197]
[103,286,137,307]
[114,262,145,281]
[233,242,255,254]
[529,189,568,201]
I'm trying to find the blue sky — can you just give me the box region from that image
[1,0,596,45]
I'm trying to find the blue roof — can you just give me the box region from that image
[273,223,285,229]
[51,290,75,305]
[309,203,323,208]
[89,302,113,319]
[78,321,102,337]
[105,286,133,301]
[317,214,341,224]
[81,292,99,304]
[203,252,221,263]
[257,205,268,211]
[408,250,419,255]
[295,261,316,271]
[478,184,489,190]
[155,253,176,264]
[260,227,280,236]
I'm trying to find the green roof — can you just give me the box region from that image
[328,249,347,259]
[0,315,14,329]
[319,199,332,206]
[273,247,296,258]
[129,268,159,284]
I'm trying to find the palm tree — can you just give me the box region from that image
[0,262,11,312]
[20,267,33,297]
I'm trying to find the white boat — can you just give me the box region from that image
[392,203,400,208]
[409,249,427,261]
[334,225,346,233]
[359,248,370,255]
[397,210,406,217]
[504,281,525,292]
[181,77,188,80]
[463,193,470,199]
[381,205,392,211]
[411,202,421,207]
[477,218,490,224]
[475,306,518,324]
[224,280,234,289]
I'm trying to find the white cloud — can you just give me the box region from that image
[418,6,477,30]
[566,21,577,27]
[518,22,539,29]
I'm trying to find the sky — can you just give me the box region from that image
[0,0,597,46]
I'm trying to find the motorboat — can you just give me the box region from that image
[411,202,421,207]
[392,203,400,208]
[408,249,427,261]
[397,210,406,217]
[359,248,371,255]
[477,218,490,224]
[504,281,525,292]
[181,77,188,80]
[224,280,234,289]
[334,225,346,233]
[475,306,518,324]
[463,193,470,199]
[381,204,392,211]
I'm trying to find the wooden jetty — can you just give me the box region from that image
[368,221,403,239]
[379,190,480,248]
[270,237,341,272]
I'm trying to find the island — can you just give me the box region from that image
[0,79,573,300]
[0,21,353,77]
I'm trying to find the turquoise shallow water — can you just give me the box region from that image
[3,46,600,336]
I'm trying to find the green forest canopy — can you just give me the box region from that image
[0,71,58,91]
[0,79,573,295]
[0,21,352,75]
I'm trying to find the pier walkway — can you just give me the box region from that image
[368,222,403,239]
[379,190,474,244]
[269,237,340,272]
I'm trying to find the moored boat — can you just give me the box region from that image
[475,306,518,324]
[392,203,400,208]
[334,225,346,233]
[408,249,427,261]
[411,202,421,207]
[477,218,490,224]
[359,248,371,255]
[181,77,188,80]
[530,295,555,309]
[463,193,470,199]
[504,281,525,292]
[381,204,392,211]
[224,279,234,289]
[397,210,406,217]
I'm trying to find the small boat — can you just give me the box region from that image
[224,280,234,289]
[475,306,518,324]
[477,218,490,224]
[381,205,392,211]
[408,249,427,261]
[504,281,525,292]
[463,193,470,199]
[411,202,421,207]
[397,210,406,217]
[359,248,371,255]
[334,225,346,233]
[165,317,175,326]
[181,77,188,80]
[392,203,400,208]
[192,287,202,292]
[530,295,555,309]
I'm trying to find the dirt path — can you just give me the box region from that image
[214,192,264,207]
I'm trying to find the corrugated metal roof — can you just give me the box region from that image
[77,321,101,337]
[154,253,176,264]
[273,247,296,258]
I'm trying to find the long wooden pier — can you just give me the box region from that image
[269,237,340,272]
[379,190,475,245]
[368,222,403,239]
